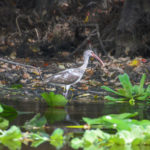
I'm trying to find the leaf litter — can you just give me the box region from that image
[0,54,150,101]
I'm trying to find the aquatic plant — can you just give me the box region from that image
[101,73,150,102]
[41,92,68,107]
[71,112,150,149]
[1,108,150,150]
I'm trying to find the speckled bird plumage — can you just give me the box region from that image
[44,50,104,97]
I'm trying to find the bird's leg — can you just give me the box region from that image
[63,85,70,98]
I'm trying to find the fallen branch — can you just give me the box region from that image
[0,58,39,69]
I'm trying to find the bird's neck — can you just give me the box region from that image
[80,55,90,71]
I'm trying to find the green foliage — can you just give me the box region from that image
[23,113,47,130]
[71,113,150,149]
[0,104,18,121]
[11,84,23,89]
[41,92,68,107]
[50,128,64,149]
[0,105,3,113]
[30,132,49,147]
[0,126,22,150]
[0,117,9,130]
[101,73,150,102]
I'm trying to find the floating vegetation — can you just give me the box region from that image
[41,92,68,107]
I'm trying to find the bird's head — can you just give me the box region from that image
[84,50,104,67]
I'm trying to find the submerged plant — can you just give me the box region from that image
[101,73,150,102]
[41,92,68,107]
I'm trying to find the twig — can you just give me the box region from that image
[16,15,22,36]
[0,58,39,70]
[35,28,40,41]
[70,29,97,56]
[95,24,107,55]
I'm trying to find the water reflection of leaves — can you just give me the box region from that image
[23,113,47,131]
[45,108,66,124]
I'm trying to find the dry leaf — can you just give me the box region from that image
[43,62,49,67]
[20,79,27,84]
[0,69,5,72]
[88,80,102,86]
[58,64,65,69]
[78,93,91,97]
[0,80,6,84]
[1,63,8,68]
[78,84,89,90]
[32,69,41,76]
[128,59,140,67]
[61,51,70,57]
[103,82,109,85]
[86,68,94,76]
[23,73,31,79]
[25,57,30,63]
[84,15,89,23]
[10,51,16,59]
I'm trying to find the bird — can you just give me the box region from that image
[44,50,104,97]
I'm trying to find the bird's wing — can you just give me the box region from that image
[45,69,81,85]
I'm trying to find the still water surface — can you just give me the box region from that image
[1,99,150,150]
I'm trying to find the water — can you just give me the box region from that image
[1,99,150,150]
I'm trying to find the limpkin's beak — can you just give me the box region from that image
[92,53,104,67]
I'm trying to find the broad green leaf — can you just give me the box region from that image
[41,92,68,107]
[0,105,3,113]
[83,113,138,126]
[30,132,49,147]
[136,94,149,100]
[139,74,146,94]
[101,86,123,96]
[0,126,22,150]
[24,113,47,130]
[109,135,125,145]
[118,73,132,97]
[132,85,141,95]
[146,85,150,93]
[0,117,9,130]
[0,104,17,121]
[116,88,127,96]
[109,112,138,119]
[71,138,83,149]
[50,128,64,149]
[104,96,127,101]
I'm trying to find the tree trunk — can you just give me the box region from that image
[115,0,150,57]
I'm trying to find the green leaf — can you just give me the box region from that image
[118,73,133,97]
[30,132,49,147]
[11,84,23,89]
[139,74,146,94]
[24,113,47,130]
[104,96,127,101]
[0,126,22,150]
[83,112,138,128]
[0,105,3,113]
[116,88,127,96]
[0,117,9,130]
[50,128,64,149]
[41,92,68,107]
[71,138,83,149]
[0,104,17,121]
[101,86,123,96]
